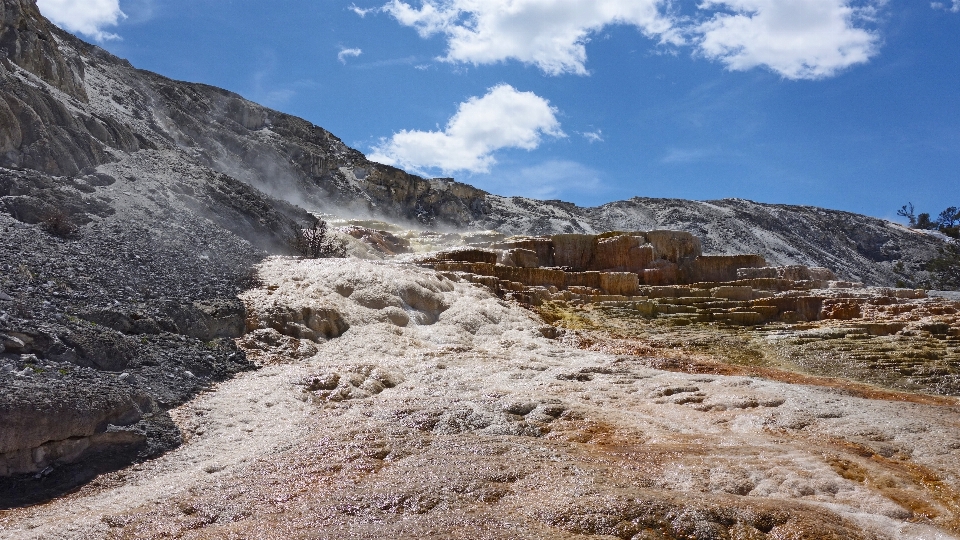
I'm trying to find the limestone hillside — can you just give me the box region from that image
[0,0,947,288]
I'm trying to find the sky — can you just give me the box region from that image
[35,0,960,222]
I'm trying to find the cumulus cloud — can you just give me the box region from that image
[338,48,364,64]
[931,1,960,12]
[695,0,881,79]
[369,84,564,173]
[381,0,679,75]
[36,0,125,41]
[376,0,884,79]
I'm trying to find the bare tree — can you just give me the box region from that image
[897,203,916,227]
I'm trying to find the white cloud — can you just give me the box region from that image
[369,84,564,173]
[377,0,884,79]
[931,1,960,12]
[581,130,604,143]
[381,0,679,76]
[350,4,378,17]
[661,147,721,164]
[36,0,125,41]
[695,0,881,79]
[338,48,363,64]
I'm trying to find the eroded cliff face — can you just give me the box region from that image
[0,0,86,99]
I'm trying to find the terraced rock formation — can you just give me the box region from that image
[415,230,960,398]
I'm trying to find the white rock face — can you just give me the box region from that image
[2,258,959,539]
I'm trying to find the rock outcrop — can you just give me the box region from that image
[0,373,155,476]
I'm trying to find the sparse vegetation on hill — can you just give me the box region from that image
[899,202,960,238]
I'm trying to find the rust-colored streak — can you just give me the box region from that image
[816,436,960,534]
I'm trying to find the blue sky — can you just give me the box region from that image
[36,0,960,221]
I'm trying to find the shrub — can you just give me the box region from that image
[290,218,347,259]
[897,203,917,227]
[41,209,77,238]
[916,213,935,230]
[898,203,959,233]
[937,206,959,229]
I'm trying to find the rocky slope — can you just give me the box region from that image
[1,0,317,501]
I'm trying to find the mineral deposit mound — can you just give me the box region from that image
[2,1,960,539]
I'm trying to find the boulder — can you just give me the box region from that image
[62,327,137,371]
